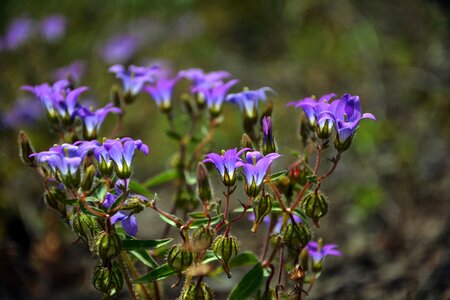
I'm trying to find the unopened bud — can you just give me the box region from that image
[301,192,328,225]
[212,235,238,278]
[94,231,122,261]
[251,195,273,233]
[180,282,215,300]
[334,133,354,152]
[18,131,36,167]
[71,212,100,243]
[110,85,122,108]
[261,116,276,155]
[241,133,253,149]
[192,226,214,252]
[45,188,66,215]
[181,93,194,116]
[167,244,194,273]
[196,163,212,204]
[93,262,123,297]
[283,223,312,252]
[81,165,96,191]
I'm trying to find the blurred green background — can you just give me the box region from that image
[0,0,449,299]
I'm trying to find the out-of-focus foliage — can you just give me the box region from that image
[0,0,448,299]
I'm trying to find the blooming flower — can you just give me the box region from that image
[204,148,248,186]
[109,64,159,101]
[179,68,231,89]
[76,103,122,140]
[237,151,281,197]
[4,17,34,50]
[107,138,149,179]
[227,87,274,120]
[144,75,180,113]
[100,34,140,64]
[193,79,238,117]
[39,14,66,42]
[306,240,341,271]
[53,60,86,83]
[2,97,42,128]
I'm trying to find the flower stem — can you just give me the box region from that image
[118,253,139,300]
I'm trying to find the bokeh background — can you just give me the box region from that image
[0,0,449,299]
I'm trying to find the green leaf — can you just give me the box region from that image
[121,238,172,250]
[306,175,318,184]
[228,263,264,300]
[269,170,286,181]
[143,169,178,188]
[129,180,153,198]
[63,198,78,205]
[80,204,106,217]
[158,214,184,227]
[229,252,259,268]
[133,264,176,284]
[202,250,219,264]
[184,170,197,186]
[190,214,222,229]
[166,130,182,141]
[130,249,159,269]
[188,211,207,218]
[85,196,101,203]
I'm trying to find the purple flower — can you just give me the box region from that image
[203,148,249,186]
[144,75,180,112]
[76,103,122,139]
[227,87,274,119]
[103,193,138,236]
[109,64,159,98]
[306,240,341,265]
[53,60,86,83]
[261,115,276,155]
[40,14,66,42]
[237,151,281,197]
[107,138,149,179]
[2,97,42,128]
[4,17,34,50]
[179,68,231,89]
[193,79,238,117]
[101,34,140,64]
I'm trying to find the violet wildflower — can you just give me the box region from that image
[109,64,159,103]
[53,60,86,83]
[100,34,140,64]
[306,240,341,272]
[4,17,34,50]
[261,115,276,155]
[179,68,231,89]
[39,14,66,42]
[227,87,274,122]
[2,98,42,128]
[203,148,249,187]
[76,103,122,140]
[237,151,281,197]
[144,75,180,113]
[193,79,238,117]
[107,138,149,179]
[103,193,138,236]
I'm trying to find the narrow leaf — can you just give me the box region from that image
[133,264,176,284]
[269,171,286,181]
[121,238,172,250]
[130,249,159,269]
[143,169,178,188]
[129,180,153,198]
[228,263,264,300]
[229,252,259,268]
[306,175,318,184]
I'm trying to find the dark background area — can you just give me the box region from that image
[0,0,449,299]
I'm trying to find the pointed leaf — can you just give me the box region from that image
[133,264,176,284]
[269,171,286,181]
[130,249,159,269]
[229,251,259,268]
[121,238,172,250]
[228,263,264,300]
[129,180,153,198]
[143,169,178,188]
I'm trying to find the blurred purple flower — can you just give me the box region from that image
[204,148,249,186]
[53,60,86,82]
[4,17,34,50]
[144,75,180,112]
[2,98,42,128]
[193,79,238,116]
[40,14,66,42]
[76,103,121,139]
[227,87,274,119]
[179,68,231,89]
[306,240,341,264]
[109,64,159,97]
[101,34,140,64]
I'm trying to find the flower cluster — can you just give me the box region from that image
[289,93,376,151]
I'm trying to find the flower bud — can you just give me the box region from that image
[93,262,123,297]
[195,92,206,109]
[192,226,214,252]
[181,93,194,116]
[115,161,131,179]
[251,195,273,233]
[18,131,36,167]
[98,158,114,177]
[167,244,194,273]
[261,116,277,155]
[45,187,66,215]
[283,223,312,252]
[94,231,122,261]
[301,192,328,225]
[71,212,100,243]
[241,133,253,149]
[81,165,96,192]
[196,163,212,205]
[209,106,222,119]
[110,85,122,108]
[334,133,354,152]
[212,235,238,278]
[180,282,215,300]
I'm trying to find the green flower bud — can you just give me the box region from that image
[241,133,253,149]
[18,131,36,167]
[251,195,273,233]
[81,165,96,192]
[196,163,212,205]
[212,235,238,278]
[44,188,66,216]
[192,226,215,252]
[283,223,312,252]
[301,192,328,225]
[110,84,122,108]
[181,93,194,116]
[180,282,215,300]
[167,244,194,273]
[94,231,122,261]
[93,262,123,297]
[71,212,100,244]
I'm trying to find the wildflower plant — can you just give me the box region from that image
[19,62,375,299]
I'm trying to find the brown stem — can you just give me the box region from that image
[266,181,288,212]
[317,153,341,181]
[118,253,139,300]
